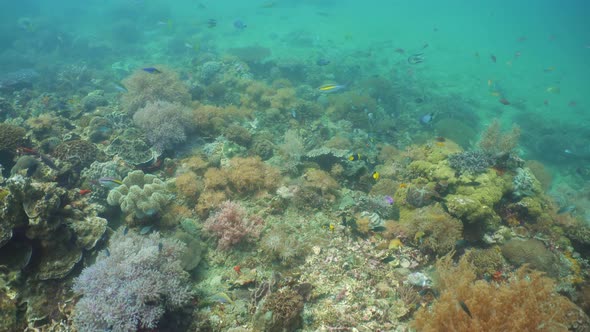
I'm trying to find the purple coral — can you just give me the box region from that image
[132,100,193,153]
[204,200,264,250]
[72,229,192,332]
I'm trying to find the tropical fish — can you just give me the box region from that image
[372,171,380,180]
[79,189,92,195]
[318,84,346,93]
[490,55,497,63]
[557,205,576,214]
[316,58,330,66]
[140,225,153,235]
[420,113,434,124]
[142,67,161,74]
[208,292,233,304]
[207,19,217,28]
[499,98,510,105]
[458,300,473,318]
[348,153,361,161]
[98,177,123,189]
[407,53,425,64]
[234,19,247,30]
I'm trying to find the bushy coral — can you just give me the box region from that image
[404,204,463,256]
[121,67,191,115]
[478,119,521,158]
[226,156,280,194]
[106,170,173,221]
[133,100,193,153]
[203,200,263,250]
[413,254,582,332]
[72,229,192,332]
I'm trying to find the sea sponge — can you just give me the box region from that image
[121,67,190,115]
[107,170,173,221]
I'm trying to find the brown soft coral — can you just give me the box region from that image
[404,204,463,256]
[226,156,280,194]
[413,254,585,332]
[121,67,190,115]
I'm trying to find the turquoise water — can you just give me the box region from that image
[1,0,590,330]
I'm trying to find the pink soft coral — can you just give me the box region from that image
[204,200,263,250]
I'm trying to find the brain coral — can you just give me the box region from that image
[107,170,173,220]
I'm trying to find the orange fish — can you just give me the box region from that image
[79,189,92,195]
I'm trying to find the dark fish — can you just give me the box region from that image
[207,19,217,28]
[233,19,247,30]
[499,98,510,105]
[316,58,330,66]
[142,67,161,74]
[123,226,129,235]
[158,242,163,252]
[105,248,110,257]
[458,300,472,318]
[491,55,497,63]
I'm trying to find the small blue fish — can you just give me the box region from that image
[233,19,247,30]
[98,177,123,189]
[316,58,330,66]
[420,113,434,125]
[557,205,576,214]
[142,67,161,74]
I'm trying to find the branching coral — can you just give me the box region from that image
[413,253,583,331]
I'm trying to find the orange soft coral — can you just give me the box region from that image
[413,254,583,332]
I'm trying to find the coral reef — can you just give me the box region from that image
[73,230,192,331]
[403,204,464,256]
[203,200,264,250]
[106,170,173,221]
[413,253,588,331]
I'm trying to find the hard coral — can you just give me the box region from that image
[203,200,263,250]
[413,254,584,332]
[0,123,26,152]
[448,150,494,175]
[53,139,102,168]
[121,67,190,115]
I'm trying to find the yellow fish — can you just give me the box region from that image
[546,86,560,94]
[372,171,380,180]
[318,84,346,93]
[348,153,361,161]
